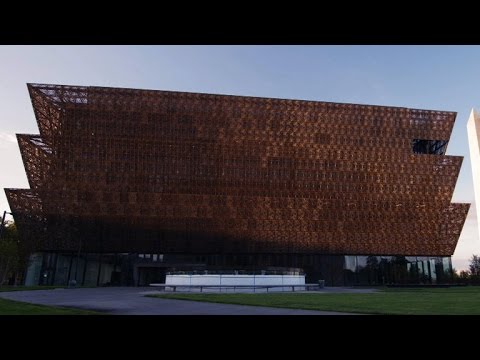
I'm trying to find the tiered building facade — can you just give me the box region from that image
[5,84,469,286]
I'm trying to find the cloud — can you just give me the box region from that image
[0,131,17,147]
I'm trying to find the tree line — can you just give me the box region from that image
[452,255,480,285]
[0,221,29,286]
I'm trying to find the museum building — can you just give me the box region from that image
[5,84,469,286]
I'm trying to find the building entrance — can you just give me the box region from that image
[137,267,166,286]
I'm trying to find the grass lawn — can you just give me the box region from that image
[149,287,480,315]
[0,297,100,315]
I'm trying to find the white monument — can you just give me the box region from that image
[467,109,480,240]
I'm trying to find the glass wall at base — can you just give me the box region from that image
[24,253,138,287]
[23,253,453,287]
[342,256,452,286]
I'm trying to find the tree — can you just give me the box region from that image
[469,255,480,276]
[451,268,458,282]
[0,221,21,286]
[468,255,480,284]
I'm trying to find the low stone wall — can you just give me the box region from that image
[165,274,305,290]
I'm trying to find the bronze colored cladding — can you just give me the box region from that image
[5,83,470,255]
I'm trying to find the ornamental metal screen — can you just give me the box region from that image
[5,84,469,256]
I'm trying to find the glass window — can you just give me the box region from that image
[412,139,448,155]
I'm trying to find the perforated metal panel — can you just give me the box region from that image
[5,83,469,255]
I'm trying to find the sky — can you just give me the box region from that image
[0,45,478,271]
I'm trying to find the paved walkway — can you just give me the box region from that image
[0,287,370,315]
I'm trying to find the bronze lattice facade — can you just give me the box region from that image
[5,84,469,286]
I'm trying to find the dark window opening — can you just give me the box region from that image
[412,139,448,155]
